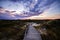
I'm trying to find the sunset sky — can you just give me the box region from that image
[0,0,60,20]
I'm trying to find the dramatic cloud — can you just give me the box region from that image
[0,0,60,19]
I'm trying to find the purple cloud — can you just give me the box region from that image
[0,0,60,19]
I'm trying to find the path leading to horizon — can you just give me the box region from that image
[23,23,42,40]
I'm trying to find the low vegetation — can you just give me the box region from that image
[34,19,60,40]
[0,20,26,40]
[0,19,60,40]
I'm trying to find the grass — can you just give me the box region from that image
[0,20,26,40]
[0,19,60,40]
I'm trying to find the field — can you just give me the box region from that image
[0,19,60,40]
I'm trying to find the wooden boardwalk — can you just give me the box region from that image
[23,23,42,40]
